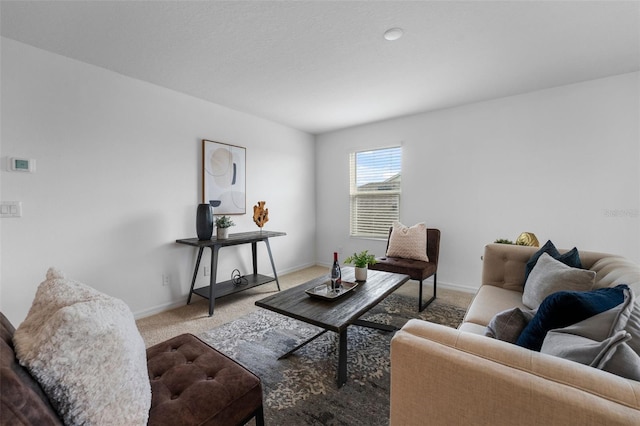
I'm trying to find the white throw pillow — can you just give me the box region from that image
[386,221,429,262]
[14,268,151,425]
[522,253,596,309]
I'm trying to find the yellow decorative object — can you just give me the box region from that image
[253,201,269,229]
[516,232,539,247]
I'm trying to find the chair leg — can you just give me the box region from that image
[254,404,265,426]
[418,273,437,312]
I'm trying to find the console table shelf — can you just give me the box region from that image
[192,273,276,301]
[177,231,286,316]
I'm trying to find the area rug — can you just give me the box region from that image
[198,293,466,426]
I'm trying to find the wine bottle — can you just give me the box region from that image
[330,252,342,292]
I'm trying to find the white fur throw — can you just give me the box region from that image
[13,268,151,425]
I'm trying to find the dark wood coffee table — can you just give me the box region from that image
[255,267,410,387]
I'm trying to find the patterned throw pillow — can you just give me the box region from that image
[386,221,429,262]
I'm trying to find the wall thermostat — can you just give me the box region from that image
[9,157,36,173]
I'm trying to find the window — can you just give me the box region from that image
[349,146,402,238]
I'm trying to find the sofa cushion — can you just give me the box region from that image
[516,285,627,351]
[524,240,582,285]
[522,253,596,309]
[463,285,526,328]
[458,322,487,334]
[13,268,151,425]
[590,256,640,291]
[386,221,429,262]
[541,288,640,380]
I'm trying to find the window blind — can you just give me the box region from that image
[349,147,401,238]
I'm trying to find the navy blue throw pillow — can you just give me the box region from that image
[515,284,628,351]
[524,240,582,285]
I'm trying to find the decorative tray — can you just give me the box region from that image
[305,281,358,300]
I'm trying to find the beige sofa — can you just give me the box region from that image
[390,243,640,425]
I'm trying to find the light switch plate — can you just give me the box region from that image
[0,201,22,218]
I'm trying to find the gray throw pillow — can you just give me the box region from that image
[541,287,640,381]
[522,253,596,309]
[542,329,640,381]
[542,329,630,367]
[625,299,640,356]
[599,340,640,380]
[485,307,536,343]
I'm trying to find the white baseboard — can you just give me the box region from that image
[133,262,323,319]
[279,262,319,274]
[437,280,477,294]
[399,277,476,294]
[134,263,477,319]
[134,299,187,319]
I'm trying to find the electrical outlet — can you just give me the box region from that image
[204,266,210,276]
[162,274,170,287]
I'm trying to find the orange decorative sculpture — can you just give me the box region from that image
[253,201,269,229]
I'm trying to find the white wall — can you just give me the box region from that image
[316,72,640,292]
[1,38,316,325]
[3,39,638,325]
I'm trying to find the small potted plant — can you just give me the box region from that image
[215,215,235,239]
[343,250,377,282]
[494,238,514,244]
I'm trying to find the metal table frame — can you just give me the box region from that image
[177,231,285,316]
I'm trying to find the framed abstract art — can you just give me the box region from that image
[202,140,246,214]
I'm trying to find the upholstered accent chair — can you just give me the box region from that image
[370,228,440,311]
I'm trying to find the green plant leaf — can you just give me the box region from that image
[343,250,377,267]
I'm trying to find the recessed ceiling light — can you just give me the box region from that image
[384,28,404,41]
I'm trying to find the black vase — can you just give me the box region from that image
[196,204,213,240]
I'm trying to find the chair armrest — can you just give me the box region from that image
[390,320,640,426]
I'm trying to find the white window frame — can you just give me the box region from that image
[349,146,402,238]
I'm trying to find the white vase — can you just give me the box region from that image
[355,266,368,282]
[216,227,229,239]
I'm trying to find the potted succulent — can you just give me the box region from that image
[343,250,377,282]
[215,215,235,239]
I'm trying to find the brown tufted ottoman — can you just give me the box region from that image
[146,334,264,426]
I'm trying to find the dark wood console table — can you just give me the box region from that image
[176,231,286,316]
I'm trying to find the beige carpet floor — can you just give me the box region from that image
[136,265,474,347]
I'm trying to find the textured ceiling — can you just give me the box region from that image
[1,1,639,135]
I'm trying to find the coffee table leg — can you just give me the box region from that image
[337,329,348,388]
[352,319,397,332]
[278,330,328,360]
